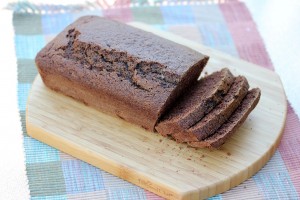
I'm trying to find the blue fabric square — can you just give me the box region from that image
[61,160,105,194]
[15,35,45,59]
[107,187,146,200]
[42,13,74,34]
[31,195,67,200]
[253,151,298,199]
[192,5,238,56]
[160,5,195,25]
[198,22,238,56]
[18,83,32,111]
[208,194,222,200]
[198,22,231,46]
[24,136,60,164]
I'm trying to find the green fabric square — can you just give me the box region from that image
[132,6,164,24]
[27,162,66,196]
[20,111,27,136]
[130,0,149,5]
[13,13,43,35]
[18,59,38,83]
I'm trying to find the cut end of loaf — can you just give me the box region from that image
[189,88,261,148]
[156,67,234,136]
[156,67,261,149]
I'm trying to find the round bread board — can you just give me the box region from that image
[26,24,287,200]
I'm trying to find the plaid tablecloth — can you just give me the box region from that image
[12,0,300,199]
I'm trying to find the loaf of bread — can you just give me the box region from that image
[35,16,209,131]
[36,16,261,149]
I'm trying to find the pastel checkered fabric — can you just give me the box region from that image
[14,1,300,199]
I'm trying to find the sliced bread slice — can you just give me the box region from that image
[156,68,234,136]
[173,76,249,142]
[188,88,261,148]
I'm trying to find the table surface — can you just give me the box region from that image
[0,0,300,199]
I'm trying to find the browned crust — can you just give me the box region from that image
[38,68,158,130]
[35,16,208,131]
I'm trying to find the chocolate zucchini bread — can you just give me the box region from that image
[156,68,234,137]
[172,76,249,142]
[188,88,261,148]
[35,16,209,131]
[35,16,261,148]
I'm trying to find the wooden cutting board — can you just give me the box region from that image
[26,23,287,200]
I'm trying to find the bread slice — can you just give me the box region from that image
[155,68,234,136]
[188,88,261,148]
[173,76,249,142]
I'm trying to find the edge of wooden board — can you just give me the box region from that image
[25,85,185,199]
[26,74,287,200]
[26,118,182,199]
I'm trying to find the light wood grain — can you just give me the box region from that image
[26,24,287,200]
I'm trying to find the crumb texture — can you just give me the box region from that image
[189,88,261,148]
[156,68,234,136]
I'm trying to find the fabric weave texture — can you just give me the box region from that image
[13,1,300,199]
